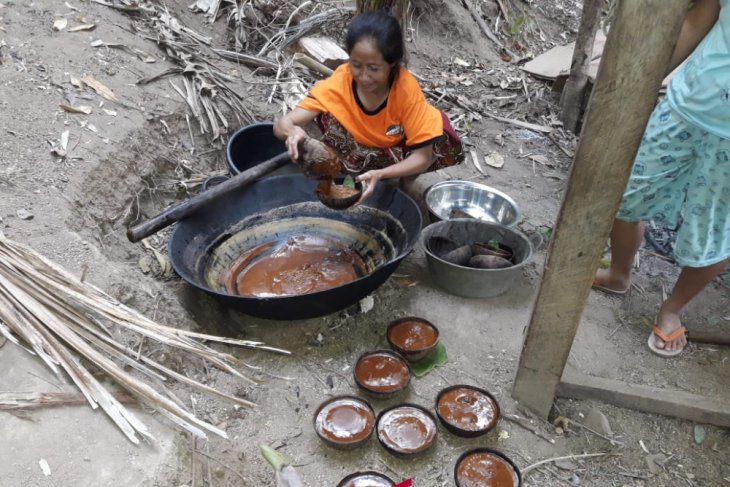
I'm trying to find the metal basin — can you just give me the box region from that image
[168,174,422,320]
[421,219,532,298]
[424,180,521,227]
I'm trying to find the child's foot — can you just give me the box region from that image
[592,268,630,295]
[650,309,687,355]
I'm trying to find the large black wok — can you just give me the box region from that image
[168,174,422,320]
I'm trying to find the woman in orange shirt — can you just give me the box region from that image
[273,10,463,202]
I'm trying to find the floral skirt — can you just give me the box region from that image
[315,112,464,174]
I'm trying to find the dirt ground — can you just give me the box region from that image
[1,1,728,486]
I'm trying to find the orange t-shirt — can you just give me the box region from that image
[297,64,443,150]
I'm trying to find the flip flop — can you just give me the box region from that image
[647,324,687,357]
[591,279,629,296]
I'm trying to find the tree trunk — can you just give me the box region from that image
[356,0,410,33]
[560,0,602,133]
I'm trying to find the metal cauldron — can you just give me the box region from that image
[168,175,422,320]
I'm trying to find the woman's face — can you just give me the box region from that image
[349,38,392,95]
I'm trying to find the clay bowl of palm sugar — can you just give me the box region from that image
[316,176,363,210]
[353,350,411,398]
[454,448,522,487]
[313,395,375,450]
[336,471,395,487]
[376,404,438,457]
[386,317,440,362]
[435,385,501,438]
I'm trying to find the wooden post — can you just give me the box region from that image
[511,0,689,419]
[560,0,602,133]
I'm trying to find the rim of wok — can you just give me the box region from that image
[167,174,423,304]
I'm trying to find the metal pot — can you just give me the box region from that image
[168,174,422,320]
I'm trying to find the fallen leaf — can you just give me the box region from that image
[142,239,173,277]
[80,74,119,102]
[694,425,706,445]
[52,18,68,31]
[453,57,470,67]
[68,23,95,32]
[102,108,117,116]
[138,256,152,274]
[485,152,505,169]
[498,430,510,440]
[70,76,84,88]
[59,104,92,114]
[584,408,613,436]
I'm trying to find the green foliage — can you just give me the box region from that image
[342,175,356,188]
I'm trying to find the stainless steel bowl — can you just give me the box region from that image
[421,219,533,298]
[424,181,521,227]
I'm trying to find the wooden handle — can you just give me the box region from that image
[126,152,291,243]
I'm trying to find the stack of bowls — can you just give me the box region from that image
[422,180,532,298]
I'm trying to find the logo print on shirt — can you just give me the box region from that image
[386,124,403,136]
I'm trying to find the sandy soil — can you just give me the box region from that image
[0,1,728,486]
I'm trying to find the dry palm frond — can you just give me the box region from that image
[0,235,289,444]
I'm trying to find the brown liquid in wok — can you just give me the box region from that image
[222,235,367,297]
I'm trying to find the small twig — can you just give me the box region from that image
[567,417,625,446]
[548,132,574,158]
[25,370,63,391]
[185,114,195,155]
[503,413,556,444]
[205,441,213,487]
[191,435,197,487]
[522,452,620,476]
[194,449,250,485]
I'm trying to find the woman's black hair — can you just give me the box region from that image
[345,10,405,76]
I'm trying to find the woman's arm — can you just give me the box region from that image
[273,107,319,160]
[668,0,721,72]
[356,145,434,201]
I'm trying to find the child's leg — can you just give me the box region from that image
[655,259,729,351]
[595,219,645,292]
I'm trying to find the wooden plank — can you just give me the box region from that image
[511,0,689,419]
[558,370,730,428]
[297,36,348,69]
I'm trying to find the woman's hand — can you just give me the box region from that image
[356,169,384,204]
[273,107,319,161]
[285,125,308,161]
